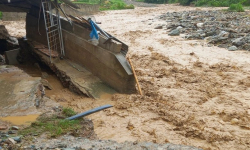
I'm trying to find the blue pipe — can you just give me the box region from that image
[66,105,113,120]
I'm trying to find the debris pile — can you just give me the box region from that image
[157,10,250,50]
[0,125,21,150]
[0,25,19,52]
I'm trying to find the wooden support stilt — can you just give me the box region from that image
[127,57,142,96]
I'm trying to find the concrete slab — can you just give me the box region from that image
[5,49,20,65]
[28,41,117,99]
[0,65,58,117]
[54,59,117,98]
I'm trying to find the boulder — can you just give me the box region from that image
[154,25,163,29]
[232,37,245,46]
[168,29,180,36]
[228,46,238,51]
[196,23,204,28]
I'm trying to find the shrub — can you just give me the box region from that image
[179,0,194,5]
[144,0,167,4]
[195,0,248,7]
[228,3,245,12]
[241,0,250,6]
[62,107,77,117]
[100,0,135,10]
[168,0,179,3]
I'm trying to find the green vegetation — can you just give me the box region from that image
[0,12,2,20]
[228,3,245,12]
[73,0,100,4]
[178,0,193,5]
[19,108,81,138]
[137,0,250,8]
[195,0,249,7]
[62,107,77,117]
[73,0,135,10]
[100,0,134,10]
[144,0,167,4]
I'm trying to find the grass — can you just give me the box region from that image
[62,107,77,117]
[19,108,81,138]
[100,0,134,10]
[0,11,2,20]
[73,0,134,10]
[228,3,245,12]
[195,0,250,7]
[73,0,100,4]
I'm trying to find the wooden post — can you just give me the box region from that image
[127,57,142,95]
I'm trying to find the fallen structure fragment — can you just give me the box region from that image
[0,0,136,98]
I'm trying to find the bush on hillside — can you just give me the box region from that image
[144,0,167,4]
[179,0,194,5]
[228,3,245,11]
[100,0,134,10]
[195,0,248,7]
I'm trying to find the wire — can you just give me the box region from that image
[38,0,42,35]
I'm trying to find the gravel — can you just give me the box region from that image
[156,10,250,50]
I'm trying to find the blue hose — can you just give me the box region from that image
[66,104,113,120]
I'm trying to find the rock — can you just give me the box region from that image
[7,130,17,134]
[58,143,67,148]
[41,72,49,79]
[41,79,53,90]
[231,118,239,124]
[218,31,229,38]
[197,29,203,33]
[206,31,216,37]
[11,126,19,130]
[242,43,250,50]
[11,136,21,143]
[7,138,16,145]
[232,37,245,46]
[0,55,5,64]
[168,29,180,36]
[30,145,36,149]
[154,25,163,29]
[1,134,9,138]
[7,37,18,46]
[148,23,152,25]
[228,46,238,51]
[0,126,7,130]
[196,23,204,28]
[176,26,183,30]
[191,16,198,19]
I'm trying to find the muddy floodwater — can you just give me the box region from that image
[1,4,250,150]
[0,114,39,125]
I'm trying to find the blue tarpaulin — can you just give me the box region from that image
[89,20,99,40]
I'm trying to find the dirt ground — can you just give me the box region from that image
[2,4,250,150]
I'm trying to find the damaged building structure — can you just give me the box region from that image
[0,0,136,98]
